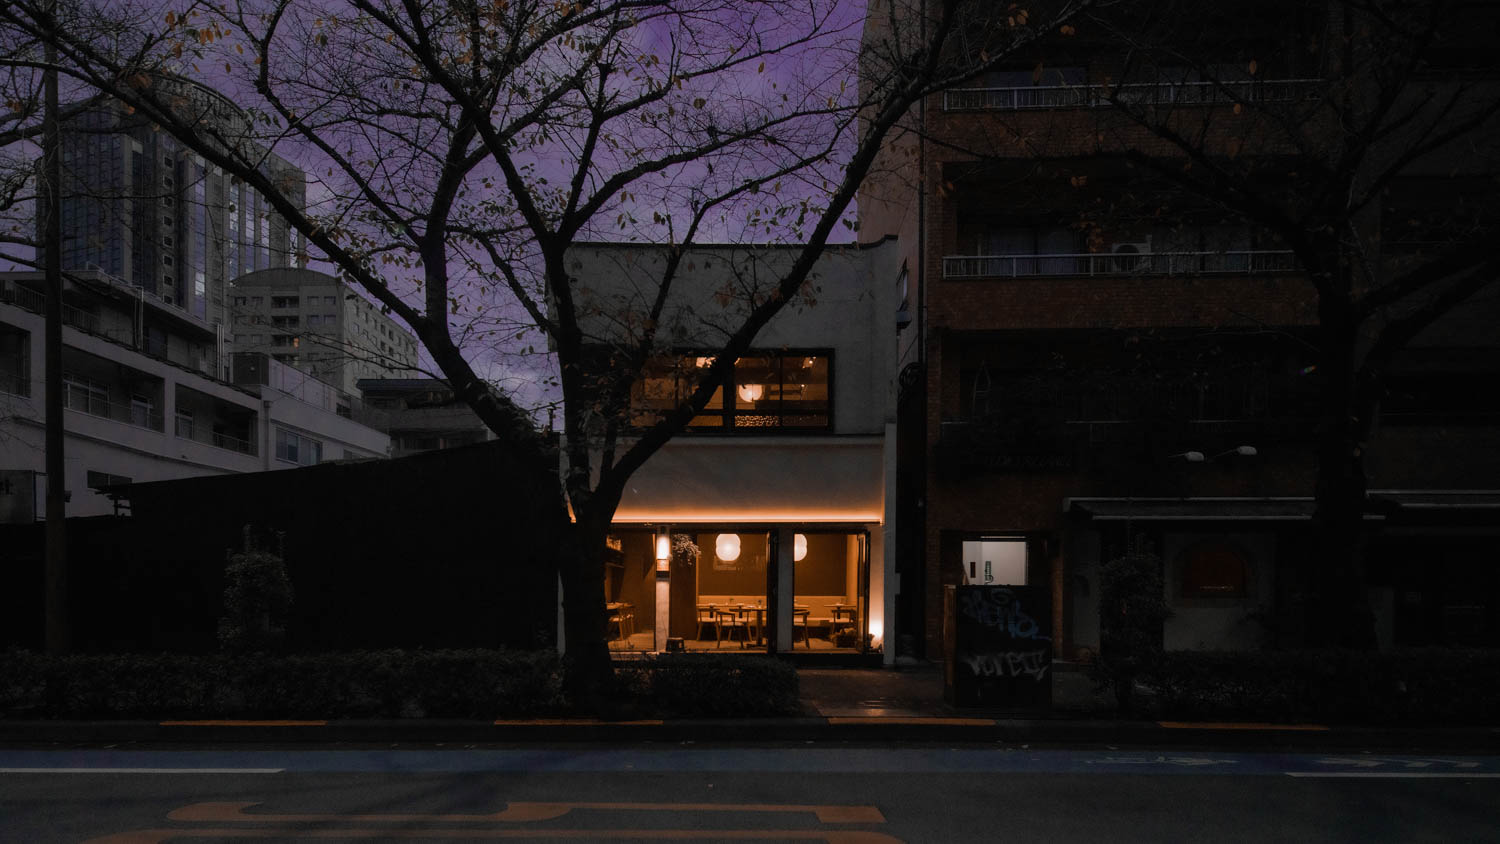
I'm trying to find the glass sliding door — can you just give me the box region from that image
[691,531,770,650]
[791,530,870,652]
[604,532,654,651]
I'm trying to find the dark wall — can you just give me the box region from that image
[1,440,560,653]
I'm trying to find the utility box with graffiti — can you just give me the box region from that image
[944,584,1052,710]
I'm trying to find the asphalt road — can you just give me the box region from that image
[3,744,1498,842]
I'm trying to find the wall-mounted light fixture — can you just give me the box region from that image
[715,533,741,562]
[655,532,671,573]
[794,533,808,562]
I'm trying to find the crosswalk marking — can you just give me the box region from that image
[168,800,886,824]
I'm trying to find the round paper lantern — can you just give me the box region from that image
[715,533,741,562]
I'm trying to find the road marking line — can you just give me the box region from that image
[1157,721,1329,731]
[159,720,327,727]
[169,800,886,824]
[825,717,994,727]
[1286,772,1500,779]
[0,768,283,774]
[492,719,664,726]
[85,829,904,842]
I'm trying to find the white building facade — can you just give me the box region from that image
[565,239,904,664]
[0,272,388,521]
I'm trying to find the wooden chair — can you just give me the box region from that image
[608,602,635,643]
[716,608,749,647]
[696,604,723,647]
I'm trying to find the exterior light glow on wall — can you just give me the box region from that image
[794,533,807,562]
[715,533,741,561]
[655,533,671,572]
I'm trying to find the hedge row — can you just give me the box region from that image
[0,650,799,719]
[1138,649,1500,725]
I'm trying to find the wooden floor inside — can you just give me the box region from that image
[607,631,858,653]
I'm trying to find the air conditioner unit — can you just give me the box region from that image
[1111,239,1153,273]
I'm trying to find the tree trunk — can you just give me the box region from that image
[1308,306,1378,649]
[557,515,616,712]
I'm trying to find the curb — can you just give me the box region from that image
[2,717,1497,751]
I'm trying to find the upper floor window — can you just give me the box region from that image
[631,351,831,432]
[271,295,299,308]
[275,427,323,465]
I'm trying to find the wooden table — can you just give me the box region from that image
[829,603,857,624]
[736,604,767,646]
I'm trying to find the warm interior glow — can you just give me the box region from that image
[611,510,883,524]
[654,534,671,561]
[736,383,764,402]
[868,618,883,649]
[794,533,807,562]
[715,533,741,561]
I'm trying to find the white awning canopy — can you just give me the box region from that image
[611,438,884,524]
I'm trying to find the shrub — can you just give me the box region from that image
[1140,649,1500,725]
[1097,539,1171,713]
[619,654,800,717]
[0,649,563,719]
[217,546,294,655]
[0,649,799,719]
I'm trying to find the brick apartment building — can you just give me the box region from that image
[860,0,1500,660]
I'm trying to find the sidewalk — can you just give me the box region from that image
[1,663,1496,750]
[799,662,1112,718]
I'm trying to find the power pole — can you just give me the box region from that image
[42,3,68,655]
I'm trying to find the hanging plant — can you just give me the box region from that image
[671,534,700,569]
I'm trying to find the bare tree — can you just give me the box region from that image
[2,0,1092,699]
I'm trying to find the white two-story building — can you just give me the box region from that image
[564,238,903,663]
[0,271,388,521]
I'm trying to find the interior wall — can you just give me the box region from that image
[794,533,848,595]
[695,532,770,596]
[613,532,656,635]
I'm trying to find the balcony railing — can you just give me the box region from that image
[64,394,165,431]
[174,414,257,455]
[6,283,137,346]
[942,78,1324,111]
[942,250,1297,279]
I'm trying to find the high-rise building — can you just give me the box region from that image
[41,81,306,378]
[228,267,419,396]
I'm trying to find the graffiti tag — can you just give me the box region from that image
[958,588,1050,641]
[958,649,1050,681]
